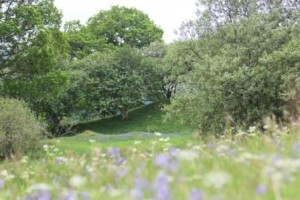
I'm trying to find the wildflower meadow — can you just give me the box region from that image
[1,123,300,200]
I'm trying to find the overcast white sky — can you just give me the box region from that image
[54,0,198,43]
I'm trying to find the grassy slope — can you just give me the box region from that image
[76,104,193,134]
[52,104,194,153]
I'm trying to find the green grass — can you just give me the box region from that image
[2,127,300,199]
[75,104,193,134]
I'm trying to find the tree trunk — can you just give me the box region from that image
[119,106,129,120]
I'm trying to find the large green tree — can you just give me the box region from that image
[0,0,70,134]
[64,20,109,59]
[87,6,164,48]
[71,46,165,120]
[165,0,300,133]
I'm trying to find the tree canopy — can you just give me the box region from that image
[87,6,164,48]
[164,0,300,133]
[0,0,70,134]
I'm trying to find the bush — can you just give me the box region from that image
[0,98,44,159]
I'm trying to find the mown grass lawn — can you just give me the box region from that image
[75,104,193,134]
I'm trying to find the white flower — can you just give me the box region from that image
[27,183,51,193]
[248,126,257,133]
[154,132,162,136]
[178,150,199,161]
[69,175,86,188]
[0,170,8,177]
[89,139,96,143]
[204,170,231,188]
[134,140,141,145]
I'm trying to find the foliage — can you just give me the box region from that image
[0,0,62,74]
[0,0,71,134]
[87,6,163,48]
[165,0,300,133]
[71,46,165,120]
[64,20,109,59]
[0,98,44,159]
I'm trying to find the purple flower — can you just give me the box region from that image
[107,147,120,156]
[153,171,172,199]
[81,191,90,200]
[53,177,59,185]
[169,147,180,157]
[130,188,144,200]
[189,189,204,200]
[115,167,127,179]
[56,157,63,165]
[63,190,77,200]
[256,185,267,195]
[135,178,151,190]
[154,153,170,168]
[155,185,171,200]
[207,143,215,149]
[272,155,281,164]
[0,179,4,189]
[227,149,237,157]
[155,171,169,187]
[26,190,51,200]
[154,153,179,172]
[114,157,126,165]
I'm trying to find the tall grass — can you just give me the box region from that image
[0,123,300,199]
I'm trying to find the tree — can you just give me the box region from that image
[0,0,70,134]
[71,46,164,120]
[87,6,164,48]
[164,0,300,133]
[64,20,109,59]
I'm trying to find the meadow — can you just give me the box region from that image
[1,106,300,200]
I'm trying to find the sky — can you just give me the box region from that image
[54,0,198,43]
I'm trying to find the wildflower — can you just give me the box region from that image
[169,147,180,157]
[115,167,127,179]
[189,188,204,200]
[134,140,142,145]
[107,147,120,156]
[130,188,144,200]
[69,175,86,188]
[89,139,96,143]
[135,178,151,190]
[81,191,91,200]
[204,171,231,189]
[256,185,267,195]
[63,190,77,200]
[154,132,162,136]
[155,185,171,200]
[155,153,170,168]
[114,157,126,165]
[53,177,59,185]
[154,171,171,200]
[26,190,51,200]
[178,150,199,161]
[227,149,237,157]
[248,126,257,133]
[56,156,68,165]
[207,143,215,149]
[0,179,4,189]
[154,171,169,187]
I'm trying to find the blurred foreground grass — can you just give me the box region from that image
[1,122,300,199]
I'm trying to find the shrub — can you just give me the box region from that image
[0,98,44,159]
